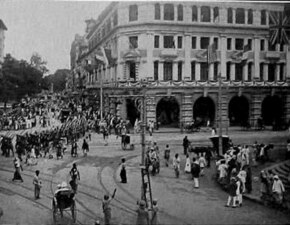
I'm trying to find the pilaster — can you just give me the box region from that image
[196,62,201,80]
[254,37,260,80]
[220,35,227,79]
[184,34,191,79]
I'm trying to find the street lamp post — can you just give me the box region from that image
[218,73,223,156]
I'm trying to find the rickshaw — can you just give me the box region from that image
[52,186,76,224]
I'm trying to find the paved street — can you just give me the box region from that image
[0,129,290,225]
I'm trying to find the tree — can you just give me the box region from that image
[41,69,70,92]
[0,54,43,103]
[30,52,49,75]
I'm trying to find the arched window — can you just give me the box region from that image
[192,6,198,21]
[155,3,160,20]
[129,5,138,21]
[228,8,233,23]
[201,6,210,22]
[164,4,174,20]
[248,9,253,24]
[236,8,245,24]
[178,4,183,21]
[214,7,219,22]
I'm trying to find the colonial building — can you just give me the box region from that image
[72,1,290,129]
[0,19,7,64]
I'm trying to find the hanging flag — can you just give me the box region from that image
[242,43,251,60]
[269,10,290,45]
[207,43,217,64]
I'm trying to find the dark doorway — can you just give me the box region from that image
[156,97,179,127]
[126,99,140,127]
[193,97,215,126]
[262,95,283,126]
[228,95,249,126]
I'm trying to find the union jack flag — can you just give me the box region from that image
[269,10,290,45]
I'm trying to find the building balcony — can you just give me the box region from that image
[265,51,281,59]
[159,49,178,58]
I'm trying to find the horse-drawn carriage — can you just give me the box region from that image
[52,183,76,224]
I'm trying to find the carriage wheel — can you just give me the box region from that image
[52,199,57,224]
[71,201,77,223]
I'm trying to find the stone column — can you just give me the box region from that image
[196,62,201,80]
[158,61,163,80]
[253,37,260,80]
[174,4,177,21]
[275,63,280,81]
[220,35,227,79]
[286,45,290,83]
[250,94,263,127]
[230,63,235,80]
[245,9,248,25]
[173,61,178,80]
[197,6,201,22]
[209,63,214,80]
[146,32,154,79]
[196,36,201,49]
[160,3,164,20]
[263,63,268,81]
[184,34,191,79]
[243,62,248,81]
[210,7,214,23]
[232,8,236,24]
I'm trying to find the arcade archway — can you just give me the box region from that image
[193,97,215,126]
[228,95,249,126]
[261,95,283,126]
[156,97,179,127]
[126,99,140,127]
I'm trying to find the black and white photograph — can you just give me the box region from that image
[0,0,290,224]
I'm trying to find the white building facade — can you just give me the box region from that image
[73,2,290,129]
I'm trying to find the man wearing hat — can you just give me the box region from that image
[150,199,158,225]
[102,189,116,225]
[272,175,285,207]
[136,200,149,225]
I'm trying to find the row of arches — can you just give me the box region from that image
[125,95,284,128]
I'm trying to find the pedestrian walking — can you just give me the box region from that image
[199,153,206,176]
[136,200,149,225]
[12,156,23,182]
[69,163,80,193]
[173,153,180,178]
[102,189,116,225]
[82,138,89,157]
[260,170,270,203]
[184,154,191,173]
[191,158,200,188]
[33,170,42,199]
[164,145,170,167]
[183,136,189,155]
[120,158,127,183]
[225,177,238,208]
[150,199,159,225]
[272,175,285,208]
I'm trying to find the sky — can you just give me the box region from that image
[0,0,110,74]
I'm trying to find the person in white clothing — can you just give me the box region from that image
[199,153,207,176]
[272,175,285,207]
[184,154,191,173]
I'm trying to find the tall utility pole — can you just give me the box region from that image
[100,67,103,120]
[218,73,223,156]
[141,87,146,165]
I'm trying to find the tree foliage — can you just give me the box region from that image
[0,54,45,102]
[42,69,70,92]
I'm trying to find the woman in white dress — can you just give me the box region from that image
[184,153,191,173]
